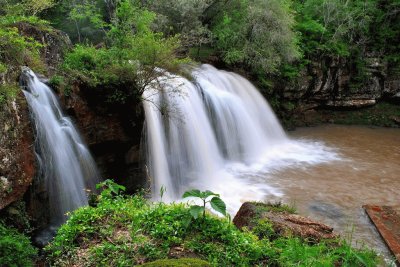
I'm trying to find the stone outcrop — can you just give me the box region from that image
[0,94,35,210]
[233,202,338,242]
[280,56,400,108]
[15,22,72,74]
[0,22,71,212]
[61,84,146,193]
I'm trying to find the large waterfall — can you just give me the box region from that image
[143,64,338,212]
[21,68,100,226]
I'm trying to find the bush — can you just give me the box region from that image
[0,222,38,267]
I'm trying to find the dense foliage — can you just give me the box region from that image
[0,222,38,267]
[1,0,399,104]
[45,183,378,266]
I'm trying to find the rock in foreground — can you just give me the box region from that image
[233,202,338,242]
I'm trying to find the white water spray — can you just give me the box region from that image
[143,64,339,213]
[21,67,100,225]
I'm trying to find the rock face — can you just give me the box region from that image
[16,22,72,74]
[233,202,338,242]
[0,95,35,210]
[280,56,399,109]
[0,22,70,212]
[61,84,146,193]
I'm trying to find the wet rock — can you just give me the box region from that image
[61,84,146,193]
[325,99,376,108]
[364,205,400,263]
[233,202,338,242]
[0,95,35,210]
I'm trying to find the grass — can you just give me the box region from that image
[45,189,380,267]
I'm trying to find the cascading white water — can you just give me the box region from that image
[21,67,100,225]
[143,64,339,212]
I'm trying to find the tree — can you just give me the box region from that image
[212,0,300,74]
[0,0,55,16]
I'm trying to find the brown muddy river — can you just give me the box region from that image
[277,125,400,260]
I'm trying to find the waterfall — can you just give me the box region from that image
[21,67,100,226]
[143,64,338,212]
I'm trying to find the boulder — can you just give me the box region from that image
[233,202,338,242]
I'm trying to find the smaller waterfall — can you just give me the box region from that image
[21,68,100,226]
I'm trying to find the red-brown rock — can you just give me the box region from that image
[233,202,338,242]
[364,205,400,264]
[0,94,35,210]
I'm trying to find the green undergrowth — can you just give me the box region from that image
[0,84,19,105]
[45,190,379,266]
[0,222,38,267]
[310,102,400,127]
[138,258,210,267]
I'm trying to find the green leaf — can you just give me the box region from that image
[182,189,202,199]
[201,190,219,199]
[210,197,226,216]
[189,205,204,219]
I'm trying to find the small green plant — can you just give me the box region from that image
[96,179,126,199]
[182,189,226,219]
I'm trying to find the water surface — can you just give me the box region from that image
[275,125,400,258]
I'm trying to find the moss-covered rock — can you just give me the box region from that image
[233,202,338,242]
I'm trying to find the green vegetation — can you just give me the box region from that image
[139,258,210,267]
[2,0,398,109]
[0,222,38,267]
[182,189,226,219]
[56,0,187,104]
[0,18,44,74]
[45,183,379,266]
[211,0,300,75]
[0,84,19,105]
[303,102,400,127]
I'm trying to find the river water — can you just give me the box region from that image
[273,124,400,259]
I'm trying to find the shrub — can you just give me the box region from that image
[0,222,38,267]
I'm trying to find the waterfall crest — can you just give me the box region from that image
[143,64,338,211]
[21,67,100,225]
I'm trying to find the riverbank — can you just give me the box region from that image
[283,101,400,130]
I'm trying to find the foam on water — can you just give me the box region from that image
[143,64,340,213]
